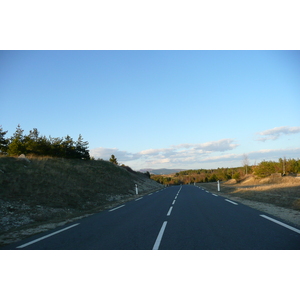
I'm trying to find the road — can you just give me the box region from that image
[2,185,300,250]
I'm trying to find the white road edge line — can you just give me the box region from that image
[16,223,80,249]
[260,215,300,234]
[172,200,176,205]
[135,197,142,201]
[212,194,218,197]
[109,205,125,212]
[153,221,168,250]
[225,199,238,205]
[167,206,173,216]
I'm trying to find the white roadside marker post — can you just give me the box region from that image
[217,180,220,192]
[135,184,138,195]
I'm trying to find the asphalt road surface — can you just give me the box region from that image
[2,185,300,250]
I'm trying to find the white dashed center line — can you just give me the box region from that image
[153,221,168,250]
[167,207,173,216]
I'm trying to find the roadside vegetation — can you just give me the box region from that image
[151,157,300,185]
[198,175,300,211]
[0,125,90,159]
[0,155,162,245]
[0,125,162,243]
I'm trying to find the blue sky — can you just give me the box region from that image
[1,50,300,170]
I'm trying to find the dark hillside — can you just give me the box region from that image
[0,156,162,243]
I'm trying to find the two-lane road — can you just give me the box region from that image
[2,185,300,250]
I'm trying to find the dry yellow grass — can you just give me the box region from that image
[199,175,300,211]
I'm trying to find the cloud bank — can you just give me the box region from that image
[198,148,300,163]
[90,139,239,168]
[256,126,300,142]
[90,127,300,169]
[90,138,300,169]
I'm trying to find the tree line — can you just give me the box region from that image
[253,158,300,178]
[0,125,90,160]
[151,167,243,185]
[151,158,300,185]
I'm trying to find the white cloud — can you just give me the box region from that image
[89,143,300,169]
[146,158,171,165]
[200,153,242,162]
[138,148,171,156]
[89,138,239,168]
[198,148,300,164]
[256,126,300,142]
[89,147,141,162]
[172,139,238,152]
[248,148,300,160]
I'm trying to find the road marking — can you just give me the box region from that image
[135,197,143,201]
[206,191,209,193]
[148,193,153,196]
[260,215,300,234]
[167,206,173,216]
[175,195,177,199]
[153,221,168,250]
[109,205,125,212]
[16,223,80,249]
[225,199,238,205]
[172,200,176,205]
[212,194,218,197]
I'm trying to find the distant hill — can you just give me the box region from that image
[140,168,186,175]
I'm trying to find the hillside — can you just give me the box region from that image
[0,156,162,243]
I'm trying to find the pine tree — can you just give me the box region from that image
[24,128,40,156]
[8,124,26,156]
[49,136,63,157]
[0,126,9,155]
[109,154,118,165]
[62,135,76,158]
[75,134,90,159]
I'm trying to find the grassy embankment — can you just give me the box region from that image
[0,156,162,234]
[197,174,300,211]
